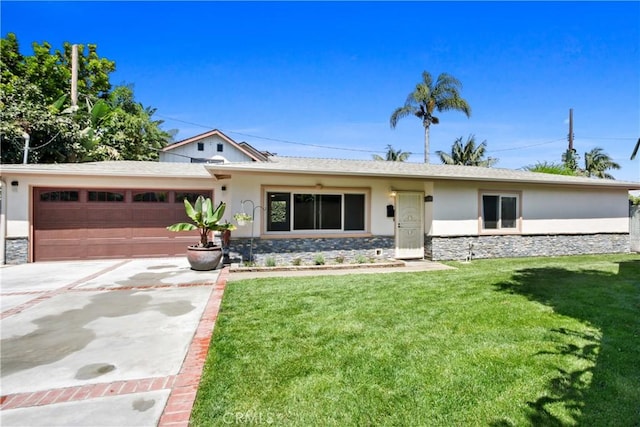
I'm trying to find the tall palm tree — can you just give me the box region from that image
[436,135,498,167]
[390,71,471,164]
[583,147,620,179]
[372,144,411,162]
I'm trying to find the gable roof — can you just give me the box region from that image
[161,129,264,162]
[205,156,640,189]
[238,142,273,162]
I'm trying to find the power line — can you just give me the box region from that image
[577,136,636,141]
[486,138,566,153]
[156,114,622,158]
[155,114,386,154]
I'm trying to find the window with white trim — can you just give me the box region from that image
[481,193,519,230]
[266,191,366,232]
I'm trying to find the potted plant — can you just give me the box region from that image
[233,212,253,226]
[167,196,231,271]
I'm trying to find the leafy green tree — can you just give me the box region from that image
[0,80,86,163]
[97,86,169,161]
[436,135,497,167]
[583,147,620,179]
[390,71,471,164]
[1,33,25,86]
[372,144,411,162]
[0,33,170,163]
[527,147,620,179]
[523,161,576,176]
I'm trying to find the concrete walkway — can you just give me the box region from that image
[1,258,228,427]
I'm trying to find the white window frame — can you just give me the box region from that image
[479,191,522,234]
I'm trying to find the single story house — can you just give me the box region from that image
[1,154,639,264]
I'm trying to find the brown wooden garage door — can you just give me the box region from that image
[33,188,213,262]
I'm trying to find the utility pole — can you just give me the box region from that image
[71,44,78,107]
[568,108,574,151]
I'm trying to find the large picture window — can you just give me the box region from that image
[267,191,366,232]
[481,193,519,231]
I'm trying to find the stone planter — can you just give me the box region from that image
[186,246,223,271]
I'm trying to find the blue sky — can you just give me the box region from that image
[2,1,639,181]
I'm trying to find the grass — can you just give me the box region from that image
[191,254,640,426]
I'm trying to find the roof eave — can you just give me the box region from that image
[204,164,640,190]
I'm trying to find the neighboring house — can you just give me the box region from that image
[1,154,639,264]
[159,129,271,163]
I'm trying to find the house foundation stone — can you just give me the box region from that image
[5,238,28,265]
[231,236,396,266]
[428,233,630,261]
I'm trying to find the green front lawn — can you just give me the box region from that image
[191,254,640,426]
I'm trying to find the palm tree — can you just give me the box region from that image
[372,144,412,162]
[583,147,620,179]
[436,135,497,167]
[390,71,471,164]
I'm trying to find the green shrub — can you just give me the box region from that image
[314,254,325,265]
[265,256,276,267]
[334,255,345,264]
[354,254,368,264]
[291,257,302,266]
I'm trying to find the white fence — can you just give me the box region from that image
[631,205,640,253]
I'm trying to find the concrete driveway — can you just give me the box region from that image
[0,258,227,427]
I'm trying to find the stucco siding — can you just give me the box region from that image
[522,187,629,234]
[431,181,630,236]
[222,174,433,238]
[3,178,29,237]
[431,182,479,236]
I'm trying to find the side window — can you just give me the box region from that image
[481,193,519,231]
[267,192,290,231]
[197,142,204,151]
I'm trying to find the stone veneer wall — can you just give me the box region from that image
[231,236,396,265]
[428,233,631,261]
[5,238,28,264]
[7,233,631,266]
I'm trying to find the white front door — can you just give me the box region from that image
[395,191,424,259]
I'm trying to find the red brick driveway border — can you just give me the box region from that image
[158,266,229,427]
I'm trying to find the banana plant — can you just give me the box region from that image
[167,196,232,247]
